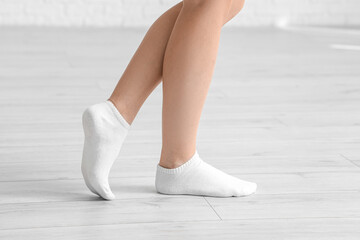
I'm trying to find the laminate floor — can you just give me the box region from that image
[0,26,360,239]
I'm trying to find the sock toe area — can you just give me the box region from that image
[241,182,257,196]
[93,182,116,200]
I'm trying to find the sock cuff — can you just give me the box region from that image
[157,150,201,175]
[105,100,130,129]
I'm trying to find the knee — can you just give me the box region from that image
[183,0,233,17]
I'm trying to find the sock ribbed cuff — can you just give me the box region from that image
[105,100,130,129]
[157,150,201,175]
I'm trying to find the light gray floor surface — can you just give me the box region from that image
[0,26,360,239]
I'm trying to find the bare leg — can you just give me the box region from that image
[160,0,244,168]
[109,2,183,124]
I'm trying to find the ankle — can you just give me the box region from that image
[159,161,184,169]
[107,98,133,125]
[159,149,197,169]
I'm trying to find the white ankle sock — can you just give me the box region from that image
[155,151,257,197]
[81,100,130,200]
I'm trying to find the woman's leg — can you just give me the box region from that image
[155,0,257,197]
[160,0,235,168]
[160,0,244,166]
[108,2,184,124]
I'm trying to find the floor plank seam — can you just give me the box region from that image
[274,118,288,126]
[2,216,360,232]
[339,154,360,169]
[0,219,225,231]
[0,195,212,206]
[204,197,223,221]
[2,189,360,203]
[2,189,360,206]
[2,169,360,183]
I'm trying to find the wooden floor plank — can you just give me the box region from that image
[0,218,359,240]
[0,196,219,230]
[1,171,360,205]
[206,192,360,220]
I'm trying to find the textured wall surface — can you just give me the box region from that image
[0,0,359,27]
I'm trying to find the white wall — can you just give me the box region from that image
[0,0,359,27]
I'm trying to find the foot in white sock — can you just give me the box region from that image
[81,100,130,200]
[155,151,257,197]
